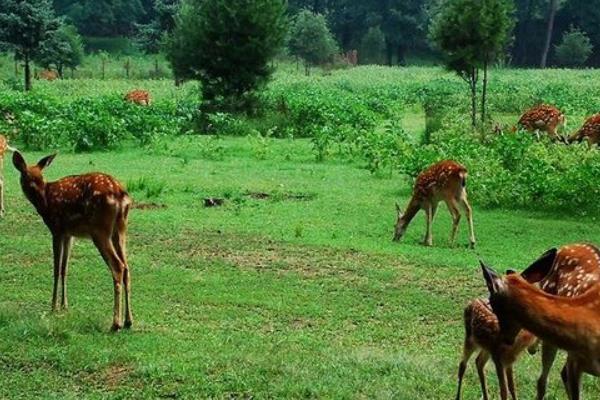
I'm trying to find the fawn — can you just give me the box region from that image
[516,104,566,141]
[456,298,538,400]
[393,160,475,247]
[567,114,600,147]
[482,259,600,400]
[520,244,600,400]
[124,89,151,106]
[12,151,133,331]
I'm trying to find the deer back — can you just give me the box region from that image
[124,90,151,105]
[518,105,564,131]
[570,114,600,144]
[413,160,467,203]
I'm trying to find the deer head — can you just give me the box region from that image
[12,151,56,210]
[393,202,407,241]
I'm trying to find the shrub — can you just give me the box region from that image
[555,27,593,67]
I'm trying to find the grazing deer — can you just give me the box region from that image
[12,151,133,331]
[520,244,600,400]
[516,104,566,141]
[482,259,600,400]
[393,160,475,248]
[124,89,151,106]
[455,298,538,400]
[567,114,600,147]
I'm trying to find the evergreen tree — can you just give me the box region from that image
[0,0,61,90]
[360,26,386,65]
[166,0,287,113]
[288,10,338,75]
[35,24,84,77]
[555,26,593,67]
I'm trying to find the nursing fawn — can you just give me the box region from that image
[393,160,475,247]
[12,151,133,331]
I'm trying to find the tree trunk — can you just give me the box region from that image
[385,42,393,66]
[470,68,478,127]
[396,45,406,66]
[541,0,559,68]
[24,55,32,92]
[14,57,18,78]
[481,60,488,124]
[515,0,533,65]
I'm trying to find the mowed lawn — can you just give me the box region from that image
[1,136,600,399]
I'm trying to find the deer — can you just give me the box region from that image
[124,89,151,106]
[36,69,59,81]
[393,160,475,248]
[12,151,133,331]
[516,104,566,141]
[455,298,538,400]
[481,257,600,400]
[567,114,600,148]
[519,244,600,400]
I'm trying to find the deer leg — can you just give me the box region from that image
[447,198,461,246]
[507,366,517,400]
[423,202,436,246]
[456,338,477,400]
[60,236,73,310]
[493,356,509,400]
[460,190,476,248]
[476,351,490,400]
[560,363,572,400]
[93,235,125,331]
[51,235,64,312]
[112,213,132,329]
[536,343,558,400]
[566,359,582,400]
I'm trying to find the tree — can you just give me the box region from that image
[429,0,514,127]
[166,0,287,113]
[555,26,593,67]
[360,26,386,64]
[288,10,338,75]
[0,0,61,91]
[35,24,84,77]
[540,0,564,68]
[135,0,180,54]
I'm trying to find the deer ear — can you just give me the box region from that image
[12,151,27,173]
[37,153,57,170]
[480,261,505,295]
[521,248,558,283]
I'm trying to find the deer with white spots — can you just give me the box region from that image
[516,104,566,141]
[455,298,538,400]
[482,249,600,400]
[393,160,475,247]
[520,244,600,400]
[12,151,133,331]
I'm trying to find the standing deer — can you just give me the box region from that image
[520,244,600,400]
[516,104,566,141]
[567,114,600,147]
[481,259,600,400]
[455,298,538,400]
[124,89,151,106]
[393,160,475,248]
[12,151,133,331]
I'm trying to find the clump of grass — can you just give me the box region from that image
[127,177,167,199]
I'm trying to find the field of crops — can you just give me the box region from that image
[2,64,600,398]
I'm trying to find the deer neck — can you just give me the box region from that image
[505,276,600,352]
[21,179,49,219]
[399,198,421,229]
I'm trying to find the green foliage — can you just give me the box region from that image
[555,26,593,67]
[287,10,338,73]
[34,24,84,77]
[360,26,386,65]
[167,0,287,113]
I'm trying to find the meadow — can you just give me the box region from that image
[1,64,600,398]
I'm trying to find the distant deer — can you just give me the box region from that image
[520,244,600,400]
[516,104,566,141]
[12,151,133,331]
[0,134,17,218]
[37,69,59,81]
[567,114,600,147]
[124,89,151,106]
[393,160,475,248]
[456,298,538,400]
[482,258,600,400]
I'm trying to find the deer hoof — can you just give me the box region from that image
[124,320,133,329]
[111,323,123,332]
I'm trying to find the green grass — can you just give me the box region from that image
[1,136,599,399]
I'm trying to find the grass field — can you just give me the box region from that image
[1,136,600,399]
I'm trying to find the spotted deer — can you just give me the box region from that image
[12,151,133,331]
[567,114,600,147]
[124,89,151,106]
[455,298,538,400]
[520,244,600,400]
[393,160,475,248]
[37,69,59,81]
[516,104,566,141]
[482,256,600,400]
